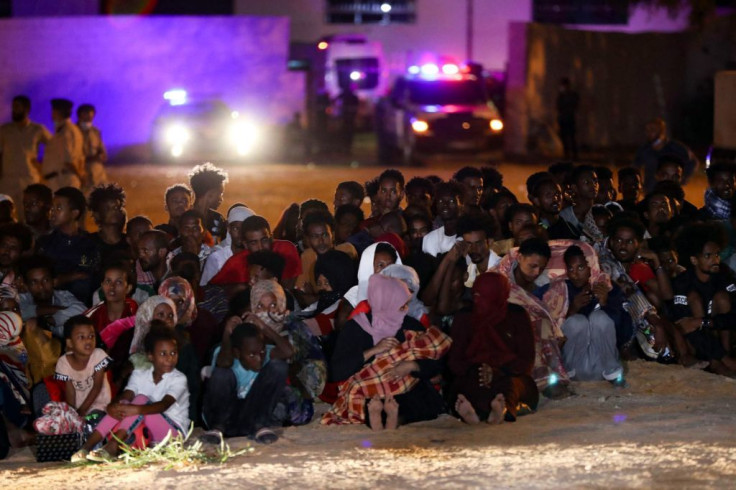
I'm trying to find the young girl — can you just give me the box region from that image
[71,327,190,463]
[85,261,138,334]
[55,315,112,417]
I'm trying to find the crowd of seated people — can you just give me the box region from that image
[1,158,735,462]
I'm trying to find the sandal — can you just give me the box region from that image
[254,428,278,445]
[86,448,114,463]
[70,448,89,463]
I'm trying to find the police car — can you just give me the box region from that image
[150,90,260,162]
[375,63,503,164]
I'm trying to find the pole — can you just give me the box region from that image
[466,0,473,61]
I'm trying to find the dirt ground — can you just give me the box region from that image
[3,361,735,488]
[2,159,729,488]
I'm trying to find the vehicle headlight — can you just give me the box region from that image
[411,119,429,133]
[165,125,190,145]
[490,119,504,132]
[229,121,259,155]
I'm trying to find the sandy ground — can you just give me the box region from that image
[102,156,709,229]
[2,158,727,488]
[2,361,735,488]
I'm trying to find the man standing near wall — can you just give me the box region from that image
[557,78,579,161]
[0,95,52,215]
[43,99,85,191]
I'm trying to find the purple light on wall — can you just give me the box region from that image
[0,16,303,156]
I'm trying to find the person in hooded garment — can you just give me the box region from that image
[300,249,357,336]
[448,272,539,425]
[330,275,446,429]
[249,279,326,426]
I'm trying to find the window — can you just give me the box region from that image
[326,1,416,24]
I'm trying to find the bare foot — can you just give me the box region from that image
[455,394,480,424]
[384,396,399,430]
[487,393,505,425]
[367,397,384,431]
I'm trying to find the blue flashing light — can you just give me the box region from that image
[425,105,440,113]
[163,89,187,106]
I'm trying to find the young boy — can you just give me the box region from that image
[36,187,99,304]
[88,183,128,263]
[167,210,211,268]
[189,163,228,243]
[203,320,293,443]
[158,184,193,237]
[22,184,52,240]
[537,246,628,385]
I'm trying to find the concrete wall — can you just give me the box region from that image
[236,0,689,74]
[0,16,302,155]
[505,22,691,155]
[505,14,736,155]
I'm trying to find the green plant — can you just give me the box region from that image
[91,425,253,470]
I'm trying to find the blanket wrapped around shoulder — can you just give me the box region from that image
[322,326,451,425]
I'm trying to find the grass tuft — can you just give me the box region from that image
[82,425,254,470]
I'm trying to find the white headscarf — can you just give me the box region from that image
[344,242,402,307]
[219,205,255,249]
[129,295,177,355]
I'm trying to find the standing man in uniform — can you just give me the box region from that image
[0,95,52,216]
[43,99,84,191]
[77,103,108,191]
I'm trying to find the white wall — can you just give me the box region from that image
[236,0,690,73]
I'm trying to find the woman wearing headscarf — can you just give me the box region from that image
[0,311,33,456]
[249,279,326,426]
[100,295,177,386]
[329,275,448,430]
[380,264,429,328]
[1,285,60,386]
[448,272,538,424]
[158,276,219,365]
[343,242,401,308]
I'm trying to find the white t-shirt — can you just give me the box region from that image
[464,251,502,288]
[422,226,460,257]
[125,367,190,431]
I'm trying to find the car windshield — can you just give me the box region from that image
[156,100,231,119]
[408,79,486,106]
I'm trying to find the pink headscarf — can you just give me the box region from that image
[352,274,411,345]
[158,276,197,326]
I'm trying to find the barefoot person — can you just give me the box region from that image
[325,275,449,430]
[448,272,539,424]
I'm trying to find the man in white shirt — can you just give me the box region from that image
[200,205,254,285]
[422,182,464,257]
[456,214,501,288]
[18,255,87,338]
[0,95,52,213]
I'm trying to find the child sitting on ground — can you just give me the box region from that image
[71,327,190,462]
[203,319,293,444]
[54,315,112,418]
